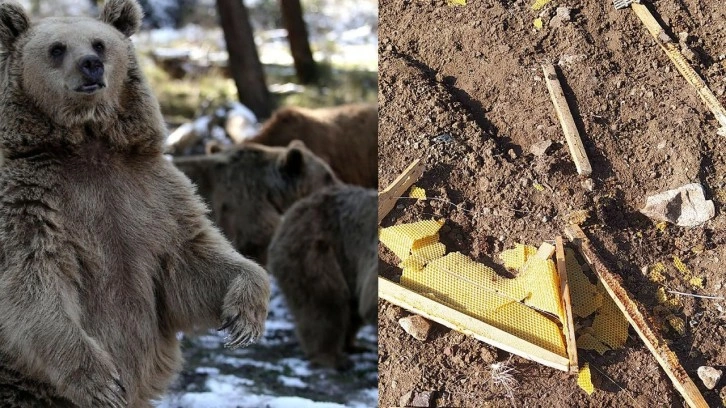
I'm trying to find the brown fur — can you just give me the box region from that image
[248,104,378,188]
[0,1,270,407]
[173,140,340,265]
[267,185,377,369]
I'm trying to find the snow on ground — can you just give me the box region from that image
[156,278,378,408]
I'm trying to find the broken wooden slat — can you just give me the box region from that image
[378,159,425,224]
[556,236,578,375]
[542,64,593,176]
[630,3,726,135]
[379,276,571,372]
[565,225,708,408]
[534,242,556,260]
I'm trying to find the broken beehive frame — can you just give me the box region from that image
[556,236,579,375]
[378,277,571,371]
[378,160,577,373]
[542,63,593,176]
[378,158,425,223]
[565,225,708,408]
[628,2,726,135]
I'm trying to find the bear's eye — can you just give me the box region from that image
[49,43,66,58]
[92,41,105,54]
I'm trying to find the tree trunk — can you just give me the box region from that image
[216,0,272,119]
[279,0,317,84]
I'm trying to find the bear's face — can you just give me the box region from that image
[21,18,131,125]
[0,0,143,127]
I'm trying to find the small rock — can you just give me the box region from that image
[582,178,594,192]
[411,391,434,407]
[530,139,553,156]
[697,366,722,390]
[640,183,715,227]
[549,6,572,28]
[508,148,518,160]
[399,390,414,407]
[399,315,432,341]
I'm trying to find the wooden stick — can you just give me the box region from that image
[379,277,570,372]
[555,236,578,375]
[378,159,425,224]
[565,225,708,408]
[542,63,592,176]
[630,3,726,134]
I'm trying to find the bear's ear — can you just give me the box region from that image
[100,0,143,38]
[0,1,30,50]
[279,145,304,178]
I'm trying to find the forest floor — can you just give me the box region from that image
[378,0,726,406]
[156,279,378,408]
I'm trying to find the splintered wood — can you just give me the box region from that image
[542,63,593,176]
[630,3,726,135]
[378,158,424,223]
[565,225,708,408]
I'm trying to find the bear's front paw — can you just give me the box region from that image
[219,271,270,349]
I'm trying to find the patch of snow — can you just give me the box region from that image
[278,375,307,388]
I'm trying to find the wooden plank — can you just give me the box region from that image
[379,277,571,372]
[378,159,425,224]
[542,63,593,176]
[565,225,708,408]
[534,242,556,260]
[630,3,726,133]
[556,236,578,375]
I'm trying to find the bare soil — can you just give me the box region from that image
[377,0,726,406]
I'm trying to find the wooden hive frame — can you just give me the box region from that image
[378,160,577,373]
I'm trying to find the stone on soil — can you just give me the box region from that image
[399,315,432,341]
[640,183,715,227]
[697,366,722,390]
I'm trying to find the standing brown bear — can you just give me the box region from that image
[267,185,378,370]
[0,1,270,407]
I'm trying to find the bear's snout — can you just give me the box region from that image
[77,55,105,92]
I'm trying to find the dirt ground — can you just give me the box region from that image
[377,0,726,406]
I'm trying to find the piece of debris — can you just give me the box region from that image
[411,391,435,407]
[672,256,705,288]
[697,366,722,390]
[379,219,444,260]
[490,359,519,399]
[399,390,414,407]
[549,6,572,28]
[378,159,425,223]
[399,315,432,341]
[542,63,592,176]
[577,363,595,395]
[533,18,543,29]
[566,209,589,225]
[531,0,553,11]
[640,183,715,227]
[624,2,726,135]
[409,186,427,200]
[447,0,466,6]
[666,314,686,335]
[566,225,708,407]
[565,249,602,318]
[432,133,453,143]
[530,139,553,156]
[591,281,629,349]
